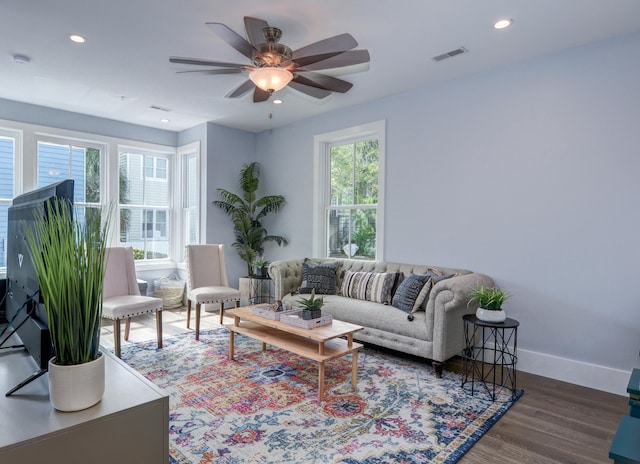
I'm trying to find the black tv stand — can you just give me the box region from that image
[5,367,48,397]
[0,313,50,397]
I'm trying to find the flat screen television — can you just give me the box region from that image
[2,179,74,395]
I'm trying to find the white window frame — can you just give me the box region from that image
[34,135,107,209]
[0,127,23,277]
[176,141,200,264]
[313,120,386,260]
[117,145,174,265]
[0,119,199,273]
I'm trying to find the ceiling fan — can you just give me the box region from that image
[169,16,370,103]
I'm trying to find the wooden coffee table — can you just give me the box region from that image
[226,305,364,400]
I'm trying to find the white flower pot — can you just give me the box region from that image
[476,307,507,323]
[48,352,105,412]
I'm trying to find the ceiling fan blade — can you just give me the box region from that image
[292,33,358,67]
[288,81,332,99]
[253,87,271,103]
[226,79,255,98]
[206,22,260,60]
[293,72,353,93]
[244,16,270,46]
[177,68,244,75]
[296,49,370,72]
[169,57,247,68]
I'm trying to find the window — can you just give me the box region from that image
[37,140,103,236]
[313,121,385,260]
[119,150,171,260]
[0,120,198,269]
[145,156,167,180]
[0,133,17,270]
[181,146,199,255]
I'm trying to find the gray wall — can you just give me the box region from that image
[0,98,177,146]
[204,122,255,280]
[256,32,640,374]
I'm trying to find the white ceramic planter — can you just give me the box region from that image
[476,307,507,323]
[48,352,105,412]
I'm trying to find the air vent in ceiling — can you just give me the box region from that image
[432,47,468,62]
[150,105,171,112]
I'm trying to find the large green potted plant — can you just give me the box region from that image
[25,198,111,411]
[468,285,510,323]
[213,162,288,276]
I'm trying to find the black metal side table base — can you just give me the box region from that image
[249,275,274,305]
[461,314,519,401]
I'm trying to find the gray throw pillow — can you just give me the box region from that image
[299,260,338,294]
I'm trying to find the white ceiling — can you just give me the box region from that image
[2,0,640,133]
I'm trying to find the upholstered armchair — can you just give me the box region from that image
[102,247,163,357]
[185,244,241,339]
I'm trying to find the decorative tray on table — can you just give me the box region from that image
[252,303,297,321]
[279,310,333,329]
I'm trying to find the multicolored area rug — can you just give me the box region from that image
[119,328,522,464]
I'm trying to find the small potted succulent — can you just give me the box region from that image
[468,285,510,323]
[253,257,270,278]
[297,289,325,320]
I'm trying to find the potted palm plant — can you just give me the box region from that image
[25,198,111,411]
[213,162,287,277]
[468,285,510,323]
[297,289,325,320]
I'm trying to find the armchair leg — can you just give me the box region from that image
[186,300,191,329]
[219,302,224,325]
[156,310,163,349]
[195,303,201,341]
[124,317,131,341]
[113,319,121,358]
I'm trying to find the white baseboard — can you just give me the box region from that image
[517,348,630,396]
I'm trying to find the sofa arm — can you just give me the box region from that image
[427,272,494,363]
[268,259,305,300]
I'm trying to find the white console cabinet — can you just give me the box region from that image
[0,344,169,463]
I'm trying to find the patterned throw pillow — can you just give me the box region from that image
[412,273,456,313]
[299,260,338,294]
[341,271,400,304]
[391,273,433,313]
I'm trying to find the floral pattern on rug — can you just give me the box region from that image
[118,327,522,464]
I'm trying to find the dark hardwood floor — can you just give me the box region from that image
[447,358,628,464]
[102,308,628,464]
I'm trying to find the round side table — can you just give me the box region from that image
[461,314,519,401]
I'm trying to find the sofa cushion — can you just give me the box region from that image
[287,294,431,342]
[299,259,338,294]
[392,273,433,313]
[340,271,399,304]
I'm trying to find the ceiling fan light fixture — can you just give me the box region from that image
[249,67,292,93]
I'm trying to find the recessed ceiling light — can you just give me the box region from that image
[273,99,283,105]
[494,19,513,30]
[69,34,86,43]
[160,118,170,123]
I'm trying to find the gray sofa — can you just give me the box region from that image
[268,258,493,376]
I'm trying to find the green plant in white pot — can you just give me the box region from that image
[468,285,510,323]
[25,199,111,411]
